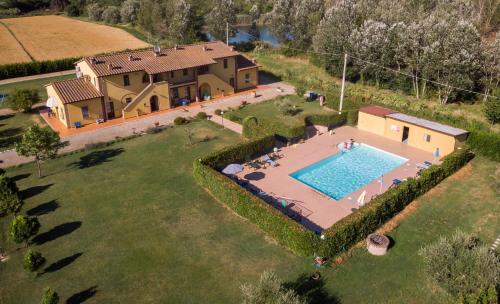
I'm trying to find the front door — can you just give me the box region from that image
[107,101,115,119]
[186,87,191,101]
[402,126,409,144]
[229,77,235,87]
[150,95,159,112]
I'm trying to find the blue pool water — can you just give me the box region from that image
[290,144,407,200]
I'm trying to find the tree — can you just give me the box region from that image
[206,0,237,41]
[41,287,59,304]
[9,89,40,112]
[9,215,40,247]
[15,125,63,178]
[23,249,46,272]
[419,230,499,302]
[241,270,305,304]
[87,2,103,21]
[268,0,293,44]
[480,36,500,103]
[0,174,22,217]
[167,0,196,44]
[120,0,140,24]
[102,6,120,24]
[483,97,500,124]
[290,0,324,48]
[249,4,260,22]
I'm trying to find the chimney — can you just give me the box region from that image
[229,45,235,51]
[108,63,113,71]
[251,59,257,64]
[90,57,96,65]
[128,55,133,61]
[202,45,207,51]
[174,44,178,50]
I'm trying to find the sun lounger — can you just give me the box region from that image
[262,154,278,167]
[416,161,432,169]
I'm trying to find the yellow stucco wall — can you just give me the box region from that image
[198,74,234,98]
[237,68,258,91]
[357,112,386,136]
[46,84,68,127]
[384,118,457,156]
[101,71,149,118]
[76,61,99,90]
[209,57,236,85]
[66,98,103,126]
[122,82,170,119]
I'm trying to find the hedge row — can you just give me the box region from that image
[318,147,475,257]
[193,134,474,257]
[193,135,318,256]
[0,58,79,80]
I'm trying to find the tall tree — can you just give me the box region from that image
[206,0,237,41]
[241,270,305,304]
[15,125,63,178]
[480,36,500,102]
[290,0,324,48]
[168,0,197,44]
[120,0,140,24]
[268,0,294,44]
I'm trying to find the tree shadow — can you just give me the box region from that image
[66,285,98,304]
[19,184,53,200]
[68,148,124,169]
[244,171,265,181]
[11,173,31,182]
[0,114,14,121]
[285,273,341,304]
[43,252,82,274]
[0,127,23,149]
[32,221,82,245]
[26,200,59,216]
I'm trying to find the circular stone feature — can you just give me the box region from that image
[366,233,390,256]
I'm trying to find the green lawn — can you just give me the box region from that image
[0,119,497,303]
[0,74,75,105]
[224,95,331,128]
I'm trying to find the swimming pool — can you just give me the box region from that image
[290,144,407,200]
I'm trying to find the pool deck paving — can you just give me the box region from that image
[235,125,436,232]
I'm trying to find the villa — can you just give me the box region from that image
[45,41,259,128]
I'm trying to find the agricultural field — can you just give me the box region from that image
[0,15,150,64]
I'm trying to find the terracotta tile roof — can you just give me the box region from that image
[359,105,397,118]
[236,54,258,70]
[51,77,103,104]
[82,41,240,77]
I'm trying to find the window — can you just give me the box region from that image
[142,73,149,83]
[423,134,431,142]
[223,59,228,69]
[123,75,130,86]
[245,73,250,83]
[170,71,175,78]
[81,106,89,119]
[126,97,132,104]
[183,69,188,76]
[172,87,179,98]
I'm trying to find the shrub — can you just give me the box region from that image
[65,2,81,16]
[0,174,22,217]
[145,126,161,134]
[9,89,40,112]
[483,97,500,124]
[87,2,103,21]
[419,230,499,302]
[466,131,500,162]
[304,112,347,128]
[23,250,45,272]
[41,287,59,304]
[9,215,40,246]
[274,98,301,116]
[295,84,306,97]
[346,110,358,126]
[84,142,108,151]
[241,270,305,304]
[214,109,222,115]
[196,112,207,119]
[102,6,121,24]
[173,116,187,125]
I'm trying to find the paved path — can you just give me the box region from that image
[0,82,294,168]
[0,70,75,86]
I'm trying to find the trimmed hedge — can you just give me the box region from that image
[242,116,306,140]
[193,134,474,258]
[0,58,79,80]
[193,136,318,256]
[318,147,475,257]
[303,112,347,128]
[466,131,500,162]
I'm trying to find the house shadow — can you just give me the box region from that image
[285,273,341,304]
[69,148,124,169]
[258,70,282,85]
[32,221,82,245]
[19,184,53,200]
[66,285,98,304]
[43,252,82,274]
[26,200,59,216]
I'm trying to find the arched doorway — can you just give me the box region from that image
[199,83,211,99]
[150,95,159,112]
